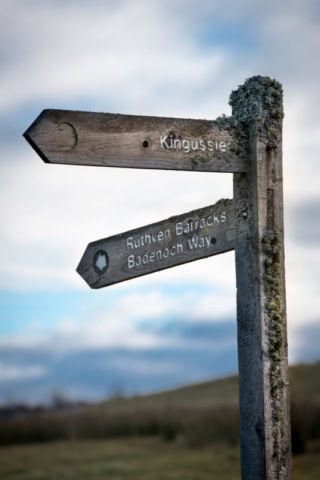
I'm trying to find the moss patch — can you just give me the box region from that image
[262,229,286,474]
[229,75,284,156]
[262,229,283,392]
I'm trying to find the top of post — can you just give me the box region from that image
[229,75,284,148]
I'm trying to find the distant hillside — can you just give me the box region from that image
[0,362,319,450]
[289,362,320,404]
[98,372,239,413]
[95,361,319,412]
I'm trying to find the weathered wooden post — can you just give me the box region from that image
[231,77,292,479]
[24,75,292,479]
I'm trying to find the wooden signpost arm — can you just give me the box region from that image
[77,199,235,288]
[23,110,248,173]
[231,76,292,479]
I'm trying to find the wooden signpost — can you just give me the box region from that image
[77,199,234,288]
[24,76,292,480]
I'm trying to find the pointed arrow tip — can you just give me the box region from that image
[23,110,51,163]
[76,248,99,289]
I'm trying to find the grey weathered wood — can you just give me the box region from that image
[231,77,292,479]
[77,199,234,288]
[23,75,292,480]
[24,109,248,173]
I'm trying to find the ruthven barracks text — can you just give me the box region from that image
[126,210,227,269]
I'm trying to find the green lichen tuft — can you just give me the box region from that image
[262,228,286,473]
[190,155,209,170]
[229,75,284,155]
[263,229,283,381]
[215,113,232,129]
[191,158,198,170]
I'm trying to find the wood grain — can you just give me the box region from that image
[77,199,234,288]
[24,109,247,173]
[232,77,292,479]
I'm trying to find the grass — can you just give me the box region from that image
[0,438,240,480]
[0,362,319,478]
[0,438,319,480]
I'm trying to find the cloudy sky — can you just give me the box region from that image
[0,0,319,405]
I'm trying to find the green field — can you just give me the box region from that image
[0,438,319,480]
[0,362,319,478]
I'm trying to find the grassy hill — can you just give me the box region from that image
[0,362,319,450]
[91,361,320,415]
[0,363,319,480]
[102,371,240,410]
[289,362,320,404]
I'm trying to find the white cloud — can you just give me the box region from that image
[0,362,47,381]
[0,0,229,115]
[189,290,236,320]
[0,286,234,352]
[0,150,232,290]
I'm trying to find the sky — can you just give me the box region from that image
[0,0,319,405]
